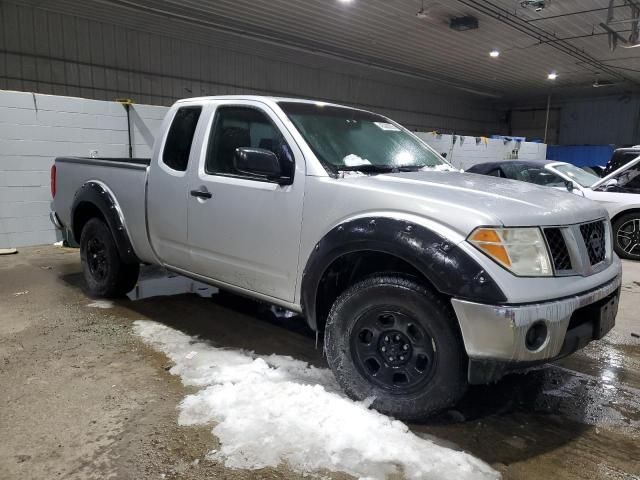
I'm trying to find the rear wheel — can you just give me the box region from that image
[324,274,467,421]
[613,213,640,260]
[80,218,139,297]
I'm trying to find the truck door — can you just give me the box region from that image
[147,104,204,269]
[187,101,305,303]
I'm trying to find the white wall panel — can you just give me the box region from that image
[416,132,547,170]
[0,90,162,248]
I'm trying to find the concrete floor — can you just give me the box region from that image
[1,246,639,480]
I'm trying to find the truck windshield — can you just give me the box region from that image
[278,102,448,172]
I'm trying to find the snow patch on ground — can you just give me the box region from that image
[134,320,499,480]
[87,300,114,309]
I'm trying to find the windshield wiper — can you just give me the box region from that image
[337,165,396,173]
[337,164,425,173]
[396,165,425,172]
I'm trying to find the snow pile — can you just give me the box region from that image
[134,320,499,480]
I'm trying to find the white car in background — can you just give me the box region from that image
[466,156,640,260]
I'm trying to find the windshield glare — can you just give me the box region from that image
[278,102,448,171]
[554,163,600,187]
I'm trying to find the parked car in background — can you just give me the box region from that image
[466,158,640,261]
[50,96,621,420]
[603,147,640,177]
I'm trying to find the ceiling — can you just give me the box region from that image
[21,0,640,99]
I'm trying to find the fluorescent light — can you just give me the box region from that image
[338,0,353,3]
[548,71,558,80]
[490,49,500,58]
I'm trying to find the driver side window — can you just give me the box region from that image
[205,106,294,180]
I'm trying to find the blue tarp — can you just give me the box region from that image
[546,145,615,167]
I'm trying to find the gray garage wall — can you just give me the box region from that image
[555,95,640,146]
[0,89,166,248]
[505,94,640,146]
[0,0,499,136]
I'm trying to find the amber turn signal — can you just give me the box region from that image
[469,228,512,268]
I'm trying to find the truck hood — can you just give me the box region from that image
[341,170,607,228]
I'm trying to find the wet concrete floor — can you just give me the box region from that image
[1,246,639,479]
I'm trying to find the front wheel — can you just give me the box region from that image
[612,213,640,260]
[324,275,467,421]
[80,218,139,297]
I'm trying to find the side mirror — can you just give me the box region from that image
[564,180,575,193]
[605,178,619,189]
[233,147,292,185]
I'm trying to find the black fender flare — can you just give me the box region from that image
[300,217,506,330]
[71,182,140,264]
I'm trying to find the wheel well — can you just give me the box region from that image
[314,251,438,333]
[72,202,105,242]
[611,208,640,226]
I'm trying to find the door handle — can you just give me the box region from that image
[190,189,212,199]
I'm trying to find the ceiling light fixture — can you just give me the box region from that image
[521,0,548,12]
[490,49,500,58]
[547,71,558,80]
[338,0,353,3]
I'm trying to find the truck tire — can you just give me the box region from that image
[324,274,467,421]
[612,213,640,260]
[80,218,139,297]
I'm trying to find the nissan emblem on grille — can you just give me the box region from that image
[580,221,606,266]
[589,230,603,259]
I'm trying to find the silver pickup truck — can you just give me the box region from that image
[51,96,622,420]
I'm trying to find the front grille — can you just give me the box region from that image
[580,221,606,265]
[544,228,572,272]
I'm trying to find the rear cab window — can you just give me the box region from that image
[162,106,203,172]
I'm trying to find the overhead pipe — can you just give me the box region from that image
[526,5,627,23]
[116,98,135,159]
[457,0,638,85]
[543,93,552,145]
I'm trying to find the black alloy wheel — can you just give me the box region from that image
[613,213,640,260]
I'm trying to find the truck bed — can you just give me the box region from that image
[53,157,156,263]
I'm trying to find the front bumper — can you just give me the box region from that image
[451,273,622,374]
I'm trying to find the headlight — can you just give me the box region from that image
[468,227,553,277]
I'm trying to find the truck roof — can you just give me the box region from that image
[174,95,363,111]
